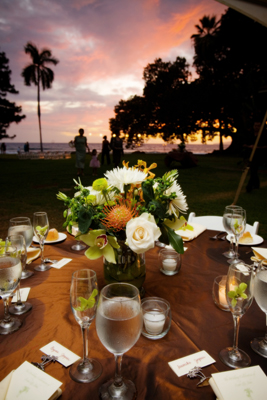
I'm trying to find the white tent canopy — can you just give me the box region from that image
[215,0,267,27]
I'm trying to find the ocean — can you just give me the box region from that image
[2,141,229,155]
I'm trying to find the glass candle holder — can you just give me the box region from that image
[158,248,181,275]
[212,275,230,312]
[141,297,171,340]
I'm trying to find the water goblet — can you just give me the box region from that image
[96,283,143,400]
[8,216,34,278]
[0,246,22,335]
[8,234,32,315]
[228,207,246,264]
[219,262,253,368]
[250,261,267,357]
[69,269,102,383]
[33,212,50,271]
[222,205,242,259]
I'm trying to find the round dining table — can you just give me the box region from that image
[0,230,266,400]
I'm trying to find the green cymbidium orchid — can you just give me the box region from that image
[79,229,120,263]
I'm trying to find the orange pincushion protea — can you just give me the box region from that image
[101,202,138,232]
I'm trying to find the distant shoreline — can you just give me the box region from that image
[1,141,230,155]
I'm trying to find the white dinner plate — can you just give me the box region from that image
[33,232,67,244]
[226,233,264,246]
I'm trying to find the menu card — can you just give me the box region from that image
[209,365,267,400]
[0,361,62,400]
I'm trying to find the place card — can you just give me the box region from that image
[209,365,267,400]
[168,350,215,377]
[40,341,80,367]
[1,361,62,400]
[50,258,72,269]
[11,288,30,303]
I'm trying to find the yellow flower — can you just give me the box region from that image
[92,178,108,191]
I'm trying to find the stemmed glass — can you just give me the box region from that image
[8,234,32,315]
[0,245,22,335]
[222,205,242,259]
[70,269,102,383]
[8,216,34,278]
[96,283,143,400]
[250,261,267,357]
[219,262,253,368]
[33,212,50,271]
[228,207,246,264]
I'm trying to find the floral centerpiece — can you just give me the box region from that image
[57,160,188,291]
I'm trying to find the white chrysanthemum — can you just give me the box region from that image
[165,180,188,217]
[104,166,147,192]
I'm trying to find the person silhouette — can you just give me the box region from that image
[101,135,111,165]
[74,128,90,176]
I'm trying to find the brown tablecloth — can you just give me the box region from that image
[0,231,266,399]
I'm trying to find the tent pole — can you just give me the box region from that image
[232,109,267,205]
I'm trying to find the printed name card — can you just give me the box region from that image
[40,341,80,367]
[50,258,72,269]
[168,350,215,377]
[11,288,30,303]
[209,365,267,400]
[1,361,62,400]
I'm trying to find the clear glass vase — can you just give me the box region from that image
[103,241,146,297]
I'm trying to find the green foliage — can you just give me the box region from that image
[0,51,25,138]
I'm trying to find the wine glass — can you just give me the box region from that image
[8,234,32,315]
[250,261,267,357]
[228,207,246,264]
[0,245,22,335]
[8,216,34,278]
[33,212,50,271]
[222,205,242,258]
[69,269,102,383]
[96,283,143,400]
[219,262,253,368]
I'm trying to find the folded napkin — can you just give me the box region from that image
[175,223,206,241]
[27,247,41,264]
[252,247,267,260]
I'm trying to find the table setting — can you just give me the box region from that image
[1,161,267,399]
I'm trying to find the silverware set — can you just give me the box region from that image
[209,231,226,241]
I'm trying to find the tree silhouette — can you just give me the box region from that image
[0,51,25,140]
[21,42,59,152]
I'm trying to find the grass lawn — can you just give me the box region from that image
[1,151,266,240]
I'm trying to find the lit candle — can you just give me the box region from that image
[162,258,177,271]
[219,282,228,308]
[144,311,166,334]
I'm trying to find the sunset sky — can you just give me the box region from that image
[1,0,227,145]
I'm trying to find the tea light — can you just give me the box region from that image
[162,258,177,271]
[219,281,228,308]
[143,311,166,335]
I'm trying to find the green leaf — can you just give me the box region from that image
[141,180,154,203]
[164,224,184,254]
[148,200,166,219]
[158,224,169,245]
[78,208,93,234]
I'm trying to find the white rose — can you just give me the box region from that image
[125,213,161,254]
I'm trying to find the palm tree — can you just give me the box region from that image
[21,42,59,152]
